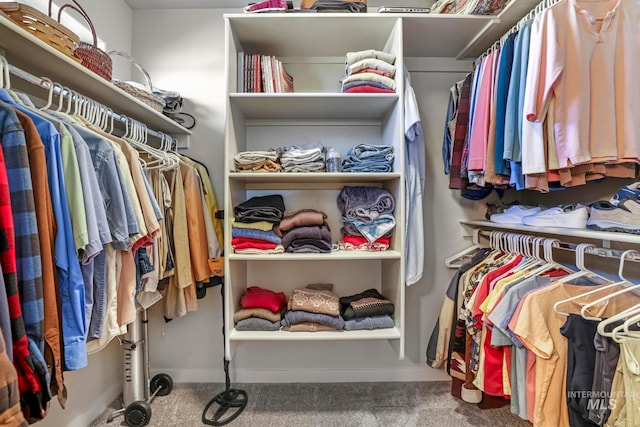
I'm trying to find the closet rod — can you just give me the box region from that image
[473,229,636,261]
[4,59,177,146]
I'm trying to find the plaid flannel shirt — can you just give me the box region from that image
[0,330,28,427]
[449,73,473,189]
[0,104,49,420]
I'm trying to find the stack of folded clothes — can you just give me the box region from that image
[279,142,326,173]
[274,208,333,253]
[234,286,287,331]
[233,149,282,173]
[341,49,396,93]
[339,288,395,331]
[281,283,344,332]
[337,186,395,251]
[342,143,394,173]
[232,194,286,253]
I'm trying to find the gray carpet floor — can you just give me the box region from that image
[90,381,532,427]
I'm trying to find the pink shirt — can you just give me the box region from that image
[524,0,635,169]
[467,50,497,172]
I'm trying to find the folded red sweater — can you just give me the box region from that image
[342,233,391,246]
[344,85,395,94]
[241,286,287,312]
[232,237,277,250]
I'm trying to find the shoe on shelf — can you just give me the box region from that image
[610,182,640,206]
[521,204,589,229]
[587,198,640,234]
[489,205,541,224]
[243,0,288,13]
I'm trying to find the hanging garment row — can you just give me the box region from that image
[0,56,223,424]
[442,0,640,195]
[428,231,640,427]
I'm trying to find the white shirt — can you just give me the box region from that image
[404,69,425,286]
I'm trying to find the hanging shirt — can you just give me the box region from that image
[493,32,516,177]
[468,50,497,173]
[0,104,43,417]
[449,73,473,190]
[404,68,425,286]
[524,0,634,168]
[510,279,640,427]
[0,92,88,372]
[14,108,66,407]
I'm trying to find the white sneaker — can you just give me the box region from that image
[521,205,588,229]
[490,205,541,224]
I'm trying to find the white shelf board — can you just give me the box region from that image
[229,93,398,119]
[461,220,640,245]
[0,16,191,137]
[226,13,401,56]
[228,250,402,261]
[228,172,401,183]
[229,327,402,341]
[226,0,541,60]
[401,14,496,58]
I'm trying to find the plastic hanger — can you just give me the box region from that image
[610,311,640,343]
[36,77,56,111]
[553,243,615,316]
[580,250,640,321]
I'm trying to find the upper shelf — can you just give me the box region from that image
[0,15,191,137]
[229,93,398,120]
[225,0,541,60]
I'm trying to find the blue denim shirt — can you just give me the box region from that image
[0,91,88,371]
[64,122,135,339]
[67,123,134,250]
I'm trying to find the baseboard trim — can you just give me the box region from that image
[151,367,450,384]
[67,381,122,427]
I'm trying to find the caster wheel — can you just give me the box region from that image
[124,400,152,427]
[151,373,173,397]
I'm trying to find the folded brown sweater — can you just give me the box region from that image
[233,307,285,324]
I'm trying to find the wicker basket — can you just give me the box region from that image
[59,1,112,81]
[0,2,80,61]
[108,51,166,113]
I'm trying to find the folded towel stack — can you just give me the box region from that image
[342,143,394,173]
[234,150,282,173]
[232,194,286,253]
[341,49,396,94]
[280,142,326,173]
[337,186,396,250]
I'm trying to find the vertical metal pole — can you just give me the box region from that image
[122,314,145,405]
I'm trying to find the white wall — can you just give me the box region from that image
[129,8,491,384]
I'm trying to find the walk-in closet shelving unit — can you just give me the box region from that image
[224,14,406,359]
[222,4,542,360]
[0,14,192,147]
